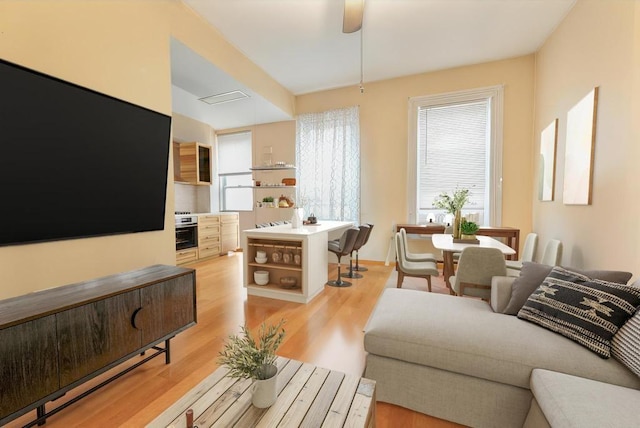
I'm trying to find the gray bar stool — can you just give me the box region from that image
[327,227,361,287]
[341,224,371,279]
[353,223,374,272]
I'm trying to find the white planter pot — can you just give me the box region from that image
[251,365,278,408]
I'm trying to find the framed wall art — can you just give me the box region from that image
[562,87,598,205]
[539,118,558,201]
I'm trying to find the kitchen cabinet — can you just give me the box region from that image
[220,213,239,253]
[0,265,196,426]
[197,214,221,259]
[173,141,212,185]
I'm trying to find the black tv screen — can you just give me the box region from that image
[0,58,171,247]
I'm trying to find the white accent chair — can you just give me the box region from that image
[506,232,538,275]
[540,239,563,266]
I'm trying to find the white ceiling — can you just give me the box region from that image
[172,0,576,129]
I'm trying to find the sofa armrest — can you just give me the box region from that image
[491,276,515,313]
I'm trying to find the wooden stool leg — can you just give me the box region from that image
[426,276,432,292]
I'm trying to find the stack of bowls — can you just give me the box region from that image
[255,250,267,264]
[254,270,269,285]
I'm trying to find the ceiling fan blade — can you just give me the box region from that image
[343,0,364,33]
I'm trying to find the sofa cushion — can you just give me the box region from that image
[518,267,640,358]
[503,262,633,315]
[530,369,640,428]
[612,307,640,378]
[364,288,640,390]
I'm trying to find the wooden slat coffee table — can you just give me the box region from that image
[147,357,376,427]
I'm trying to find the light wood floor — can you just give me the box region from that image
[8,254,462,428]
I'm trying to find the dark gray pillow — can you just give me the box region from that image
[503,262,633,315]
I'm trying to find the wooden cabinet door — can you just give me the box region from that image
[57,290,141,387]
[0,316,58,420]
[139,274,196,344]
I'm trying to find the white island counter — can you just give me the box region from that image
[242,221,353,303]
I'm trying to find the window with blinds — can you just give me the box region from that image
[407,86,504,226]
[218,131,253,211]
[418,100,488,224]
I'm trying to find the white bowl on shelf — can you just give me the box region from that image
[255,256,268,264]
[254,270,269,285]
[256,250,267,258]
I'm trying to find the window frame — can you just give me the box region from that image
[407,85,504,226]
[217,131,253,212]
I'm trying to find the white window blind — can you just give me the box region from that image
[218,131,253,211]
[418,100,488,222]
[408,85,504,226]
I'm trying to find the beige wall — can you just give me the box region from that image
[533,0,640,273]
[296,56,536,261]
[0,0,292,299]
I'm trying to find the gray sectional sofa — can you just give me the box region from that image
[363,265,640,427]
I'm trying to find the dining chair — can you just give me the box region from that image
[327,227,361,287]
[395,232,439,291]
[506,232,538,274]
[399,228,437,262]
[450,247,506,301]
[540,239,563,266]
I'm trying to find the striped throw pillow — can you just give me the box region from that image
[518,267,640,358]
[612,309,640,377]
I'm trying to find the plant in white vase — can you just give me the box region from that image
[218,319,286,408]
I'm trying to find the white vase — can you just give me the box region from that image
[251,365,278,408]
[291,207,304,229]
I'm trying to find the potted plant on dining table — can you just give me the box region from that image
[433,187,470,239]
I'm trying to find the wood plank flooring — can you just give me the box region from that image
[7,253,462,428]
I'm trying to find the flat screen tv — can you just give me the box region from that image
[0,58,172,247]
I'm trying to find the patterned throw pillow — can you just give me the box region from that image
[518,267,640,358]
[612,309,640,377]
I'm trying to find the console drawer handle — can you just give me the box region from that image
[131,307,143,329]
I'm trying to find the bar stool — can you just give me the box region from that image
[341,224,371,279]
[353,223,374,272]
[327,227,360,287]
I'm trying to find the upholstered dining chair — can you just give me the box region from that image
[450,247,506,301]
[341,224,371,279]
[540,239,563,266]
[327,227,361,287]
[506,232,538,274]
[399,227,437,262]
[395,232,439,291]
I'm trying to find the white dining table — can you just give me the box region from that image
[431,234,516,292]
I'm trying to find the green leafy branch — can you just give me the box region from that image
[433,187,470,214]
[218,319,286,380]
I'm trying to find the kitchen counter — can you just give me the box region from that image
[241,221,353,303]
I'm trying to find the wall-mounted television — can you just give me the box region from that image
[0,58,172,247]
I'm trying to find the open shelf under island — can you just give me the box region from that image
[242,221,353,303]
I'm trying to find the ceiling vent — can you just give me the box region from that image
[198,90,249,105]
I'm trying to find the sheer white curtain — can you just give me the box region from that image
[296,106,360,222]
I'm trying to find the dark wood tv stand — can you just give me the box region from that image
[0,264,197,427]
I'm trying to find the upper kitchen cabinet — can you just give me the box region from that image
[173,141,212,185]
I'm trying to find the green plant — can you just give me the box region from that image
[460,220,479,235]
[262,196,274,203]
[217,319,286,380]
[433,187,470,214]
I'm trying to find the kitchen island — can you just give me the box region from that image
[242,221,353,303]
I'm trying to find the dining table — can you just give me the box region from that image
[431,233,516,292]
